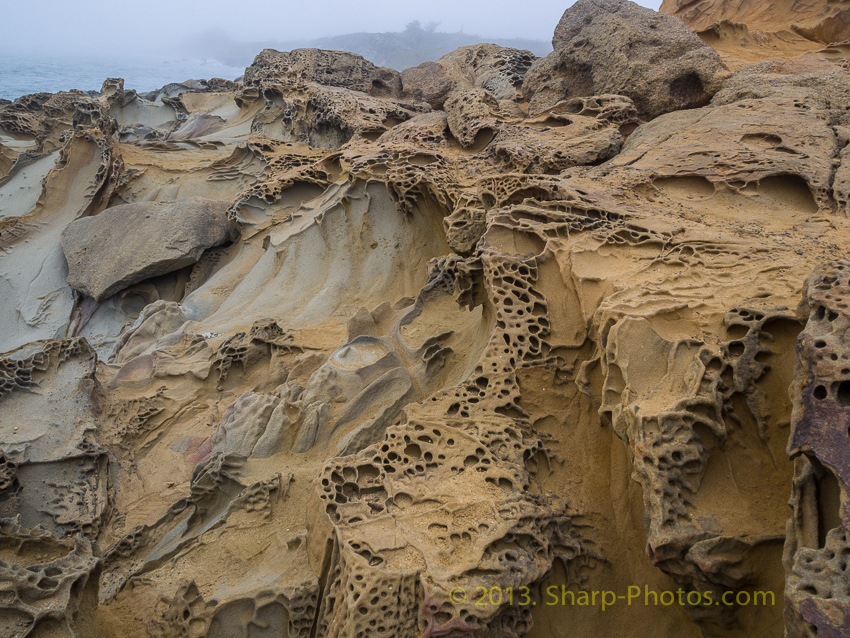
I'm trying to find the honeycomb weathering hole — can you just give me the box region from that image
[669,72,706,106]
[754,175,819,214]
[836,380,850,407]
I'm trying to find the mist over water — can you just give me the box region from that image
[0,55,246,101]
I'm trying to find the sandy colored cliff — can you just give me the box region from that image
[661,0,850,68]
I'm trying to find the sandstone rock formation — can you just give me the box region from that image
[244,48,404,98]
[661,0,850,44]
[524,0,728,118]
[1,1,849,637]
[661,0,850,69]
[402,44,537,109]
[62,198,237,301]
[784,261,850,638]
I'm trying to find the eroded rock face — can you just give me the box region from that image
[524,0,728,118]
[661,0,850,45]
[661,0,850,69]
[784,262,850,638]
[0,338,107,536]
[62,198,237,301]
[403,44,537,109]
[244,48,403,98]
[238,80,430,149]
[1,3,850,637]
[611,94,839,213]
[0,90,114,152]
[0,522,101,637]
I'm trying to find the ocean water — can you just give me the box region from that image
[0,54,247,101]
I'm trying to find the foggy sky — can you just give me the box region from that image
[1,0,663,56]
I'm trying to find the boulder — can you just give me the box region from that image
[401,61,455,110]
[402,44,536,109]
[523,0,728,118]
[444,88,500,148]
[61,198,236,300]
[243,48,402,98]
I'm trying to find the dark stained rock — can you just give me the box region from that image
[61,198,237,300]
[785,261,850,638]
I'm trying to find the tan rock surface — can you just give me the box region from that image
[661,0,850,44]
[661,0,850,69]
[1,1,849,637]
